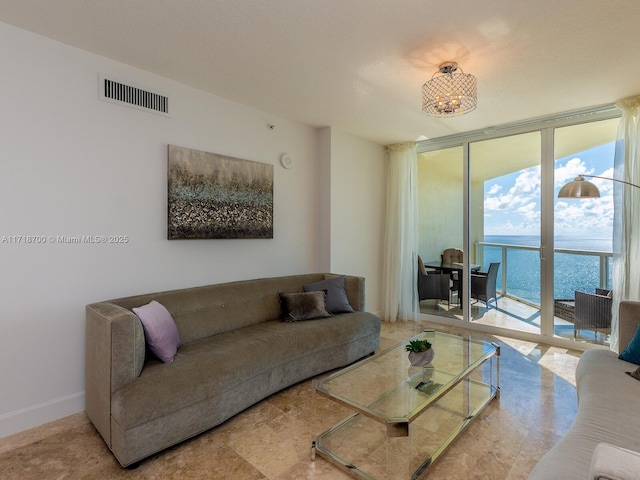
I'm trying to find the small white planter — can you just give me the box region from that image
[408,348,435,367]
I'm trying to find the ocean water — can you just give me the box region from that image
[482,235,612,304]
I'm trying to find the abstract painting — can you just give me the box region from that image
[168,145,273,239]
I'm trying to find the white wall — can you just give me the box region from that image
[417,150,464,260]
[327,128,386,315]
[0,22,384,437]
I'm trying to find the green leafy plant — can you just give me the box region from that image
[405,339,432,353]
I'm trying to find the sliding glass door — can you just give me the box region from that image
[417,108,620,346]
[469,132,542,334]
[553,118,618,345]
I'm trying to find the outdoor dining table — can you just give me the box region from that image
[422,261,481,273]
[422,260,481,306]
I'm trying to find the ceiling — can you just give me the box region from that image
[1,0,639,145]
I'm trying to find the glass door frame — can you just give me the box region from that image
[540,126,554,338]
[417,104,620,343]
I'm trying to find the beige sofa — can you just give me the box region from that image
[529,301,640,479]
[85,274,381,467]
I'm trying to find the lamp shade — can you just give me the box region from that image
[557,176,600,198]
[422,62,477,117]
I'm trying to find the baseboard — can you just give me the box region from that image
[0,391,85,439]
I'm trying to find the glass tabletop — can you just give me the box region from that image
[421,260,480,271]
[315,330,497,425]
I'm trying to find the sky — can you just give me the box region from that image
[483,141,616,239]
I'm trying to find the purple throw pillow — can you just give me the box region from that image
[133,300,181,363]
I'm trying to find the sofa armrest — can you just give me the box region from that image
[589,443,640,480]
[619,301,640,352]
[85,302,146,446]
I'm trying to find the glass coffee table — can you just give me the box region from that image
[312,330,500,480]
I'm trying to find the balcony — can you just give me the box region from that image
[419,240,613,345]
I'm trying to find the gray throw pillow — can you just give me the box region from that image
[279,291,333,322]
[304,276,355,314]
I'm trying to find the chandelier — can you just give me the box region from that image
[422,62,477,117]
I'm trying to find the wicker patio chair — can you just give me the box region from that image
[441,248,464,264]
[470,262,500,310]
[441,248,464,301]
[417,256,450,303]
[574,289,612,342]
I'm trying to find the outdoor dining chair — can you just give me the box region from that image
[470,262,500,310]
[417,256,450,303]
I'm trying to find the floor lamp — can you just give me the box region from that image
[558,175,640,198]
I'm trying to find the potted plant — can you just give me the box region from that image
[405,338,435,366]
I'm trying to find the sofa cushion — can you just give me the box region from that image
[132,301,180,363]
[304,275,354,314]
[619,324,640,365]
[110,312,380,429]
[279,291,332,321]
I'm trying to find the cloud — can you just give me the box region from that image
[554,159,614,192]
[517,201,539,219]
[555,193,613,236]
[591,167,615,195]
[484,165,540,212]
[484,156,613,237]
[486,183,502,195]
[553,160,614,236]
[554,157,591,187]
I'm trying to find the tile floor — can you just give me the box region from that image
[0,320,581,479]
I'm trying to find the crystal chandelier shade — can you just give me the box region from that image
[422,62,477,117]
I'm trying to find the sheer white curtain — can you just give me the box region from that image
[611,94,640,352]
[381,142,419,322]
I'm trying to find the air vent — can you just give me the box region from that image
[99,75,170,117]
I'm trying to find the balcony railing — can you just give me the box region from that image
[475,241,613,305]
